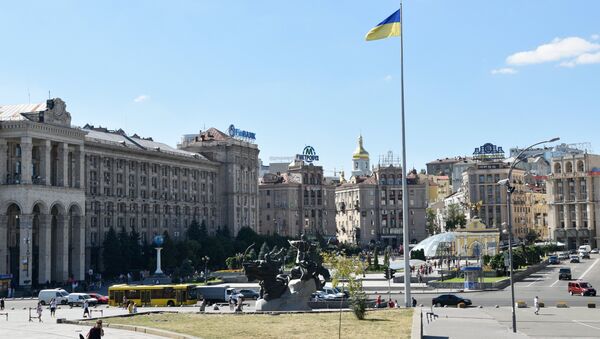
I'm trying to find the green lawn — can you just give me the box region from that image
[97,309,413,339]
[441,276,509,283]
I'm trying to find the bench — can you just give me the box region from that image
[0,312,7,320]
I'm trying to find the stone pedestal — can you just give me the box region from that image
[255,278,316,312]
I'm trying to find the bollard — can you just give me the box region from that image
[516,300,527,308]
[588,303,596,308]
[539,302,545,308]
[556,302,568,308]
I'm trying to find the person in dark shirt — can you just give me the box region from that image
[86,319,104,339]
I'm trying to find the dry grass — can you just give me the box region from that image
[101,309,413,339]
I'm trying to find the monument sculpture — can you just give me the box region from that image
[242,234,330,311]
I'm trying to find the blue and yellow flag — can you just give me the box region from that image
[365,9,401,41]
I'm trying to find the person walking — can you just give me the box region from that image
[122,295,128,309]
[83,299,90,318]
[534,296,540,315]
[412,297,417,307]
[0,297,4,310]
[86,319,104,339]
[376,295,382,308]
[50,298,57,318]
[36,301,43,322]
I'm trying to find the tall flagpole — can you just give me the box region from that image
[399,0,412,308]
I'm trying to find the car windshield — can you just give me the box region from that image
[60,291,69,296]
[559,268,570,273]
[83,294,91,299]
[579,283,591,288]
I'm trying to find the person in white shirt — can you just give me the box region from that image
[534,296,540,315]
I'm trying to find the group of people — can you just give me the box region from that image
[228,293,245,312]
[375,295,418,308]
[121,296,138,314]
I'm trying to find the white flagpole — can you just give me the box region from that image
[399,0,412,308]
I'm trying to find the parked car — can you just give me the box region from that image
[238,289,260,300]
[38,289,69,305]
[432,294,472,307]
[321,287,349,299]
[67,293,97,307]
[568,281,597,296]
[87,292,108,304]
[548,256,560,264]
[591,248,599,254]
[570,255,581,263]
[558,267,572,280]
[311,291,338,301]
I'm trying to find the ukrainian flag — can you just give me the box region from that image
[365,9,401,41]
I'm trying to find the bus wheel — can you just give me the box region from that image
[167,300,175,307]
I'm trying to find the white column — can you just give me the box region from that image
[56,215,70,282]
[20,137,33,185]
[155,247,163,274]
[39,140,51,186]
[0,140,7,184]
[74,145,85,189]
[0,215,7,274]
[71,215,85,280]
[57,143,69,187]
[19,214,33,286]
[38,214,52,284]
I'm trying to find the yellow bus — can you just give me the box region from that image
[108,284,198,307]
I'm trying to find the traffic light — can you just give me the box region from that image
[384,267,397,279]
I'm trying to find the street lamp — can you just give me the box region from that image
[498,137,559,333]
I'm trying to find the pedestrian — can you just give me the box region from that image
[133,302,138,314]
[50,298,57,318]
[236,294,244,312]
[36,301,43,322]
[86,319,104,339]
[122,295,128,309]
[228,294,235,311]
[83,299,90,318]
[395,299,400,308]
[376,295,382,308]
[412,297,417,307]
[534,296,540,315]
[128,301,134,314]
[0,297,4,310]
[387,299,395,308]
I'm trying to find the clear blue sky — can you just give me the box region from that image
[2,1,599,175]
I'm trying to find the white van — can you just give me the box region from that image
[579,245,591,253]
[67,293,97,307]
[38,289,69,305]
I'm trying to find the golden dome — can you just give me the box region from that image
[352,135,369,160]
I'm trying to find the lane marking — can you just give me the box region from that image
[526,277,542,287]
[573,320,600,330]
[578,258,600,280]
[550,279,560,287]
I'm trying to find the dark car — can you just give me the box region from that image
[87,292,109,304]
[432,294,472,307]
[559,267,572,280]
[238,289,260,300]
[548,256,560,264]
[570,255,580,263]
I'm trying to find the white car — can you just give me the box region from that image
[591,248,599,254]
[38,289,69,305]
[67,293,98,307]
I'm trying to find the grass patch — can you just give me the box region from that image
[99,309,412,339]
[441,276,509,283]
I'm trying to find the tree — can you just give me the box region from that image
[323,253,368,320]
[411,249,425,261]
[128,227,143,270]
[258,243,270,260]
[186,220,203,243]
[445,203,466,231]
[426,208,440,235]
[525,229,539,245]
[117,227,131,272]
[102,227,123,278]
[383,246,391,268]
[373,247,380,270]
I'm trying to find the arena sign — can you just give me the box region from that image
[473,143,505,161]
[295,146,319,163]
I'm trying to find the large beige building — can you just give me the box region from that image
[258,161,336,237]
[547,153,599,249]
[0,98,258,287]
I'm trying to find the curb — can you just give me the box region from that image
[62,319,198,339]
[411,307,422,339]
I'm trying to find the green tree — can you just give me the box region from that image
[186,220,203,243]
[426,208,440,235]
[102,227,122,278]
[383,246,391,268]
[411,249,425,261]
[128,227,143,270]
[161,231,178,272]
[258,242,270,260]
[323,253,368,320]
[117,227,131,272]
[373,247,380,270]
[445,203,466,231]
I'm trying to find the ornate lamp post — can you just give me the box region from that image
[499,137,559,333]
[153,235,164,275]
[202,256,210,282]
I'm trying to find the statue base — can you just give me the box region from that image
[255,278,316,312]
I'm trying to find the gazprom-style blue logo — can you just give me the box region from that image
[296,146,319,163]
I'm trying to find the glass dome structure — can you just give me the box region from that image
[411,232,458,258]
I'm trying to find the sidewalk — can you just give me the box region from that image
[422,307,529,339]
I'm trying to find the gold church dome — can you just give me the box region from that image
[352,135,369,160]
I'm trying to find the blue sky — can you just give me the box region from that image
[1,1,599,175]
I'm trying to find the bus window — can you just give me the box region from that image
[126,289,140,299]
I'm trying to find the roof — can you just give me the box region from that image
[0,102,47,121]
[199,127,231,142]
[352,135,369,159]
[83,126,207,161]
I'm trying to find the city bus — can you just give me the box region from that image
[108,284,198,307]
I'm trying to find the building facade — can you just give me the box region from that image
[258,161,336,237]
[547,153,600,249]
[0,98,259,287]
[336,166,428,248]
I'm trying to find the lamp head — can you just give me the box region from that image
[548,137,560,143]
[497,178,510,186]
